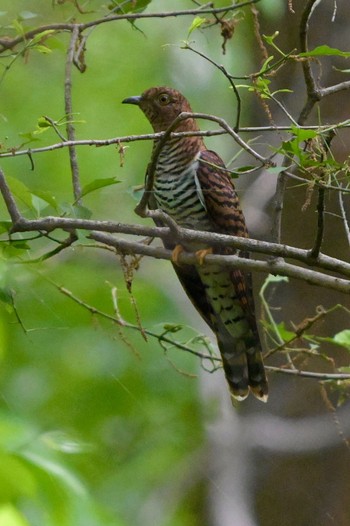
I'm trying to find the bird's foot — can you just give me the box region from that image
[171,244,184,265]
[195,247,213,265]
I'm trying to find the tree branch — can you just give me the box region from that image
[0,1,261,52]
[2,210,349,280]
[0,169,22,223]
[65,25,82,204]
[90,231,350,294]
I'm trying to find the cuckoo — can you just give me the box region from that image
[123,86,268,402]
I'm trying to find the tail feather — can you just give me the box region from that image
[218,339,268,403]
[246,346,269,402]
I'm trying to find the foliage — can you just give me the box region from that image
[0,0,350,525]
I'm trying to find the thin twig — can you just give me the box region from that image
[338,191,350,247]
[183,43,242,130]
[50,278,350,382]
[65,25,82,204]
[266,366,350,381]
[271,0,322,245]
[310,185,325,259]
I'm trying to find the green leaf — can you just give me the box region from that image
[187,16,207,37]
[275,321,296,342]
[31,190,58,211]
[63,204,92,220]
[333,329,350,351]
[299,45,350,58]
[6,176,33,210]
[163,323,183,333]
[30,29,56,45]
[37,116,51,129]
[11,19,25,37]
[33,44,52,55]
[290,126,318,141]
[263,31,280,46]
[108,0,151,14]
[81,177,120,198]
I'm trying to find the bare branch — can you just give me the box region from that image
[90,231,350,294]
[5,212,350,279]
[65,25,82,204]
[266,366,350,381]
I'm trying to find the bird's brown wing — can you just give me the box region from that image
[195,149,257,332]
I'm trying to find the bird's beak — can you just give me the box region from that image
[122,95,142,105]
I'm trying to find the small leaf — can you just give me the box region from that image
[299,45,350,58]
[163,323,183,333]
[275,321,295,342]
[187,16,207,37]
[333,329,350,351]
[33,44,52,55]
[290,126,318,141]
[81,177,120,198]
[37,117,51,129]
[30,29,56,45]
[263,31,280,46]
[31,190,58,211]
[11,19,25,36]
[72,205,92,219]
[108,0,151,13]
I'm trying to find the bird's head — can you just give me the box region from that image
[122,86,199,133]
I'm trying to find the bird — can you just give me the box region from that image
[122,86,268,402]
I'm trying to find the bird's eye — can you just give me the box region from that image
[158,93,171,105]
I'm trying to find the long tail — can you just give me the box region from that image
[218,339,268,403]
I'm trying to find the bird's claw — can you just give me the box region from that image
[195,247,213,265]
[171,245,184,265]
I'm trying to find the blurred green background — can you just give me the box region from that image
[1,1,350,526]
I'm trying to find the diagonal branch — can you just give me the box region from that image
[0,168,22,223]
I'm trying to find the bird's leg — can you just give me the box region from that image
[195,247,213,265]
[171,244,185,265]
